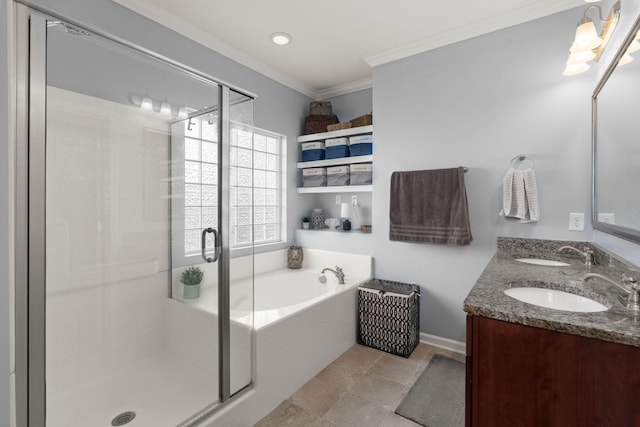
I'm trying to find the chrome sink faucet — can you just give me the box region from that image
[580,272,640,311]
[558,245,594,268]
[321,266,345,284]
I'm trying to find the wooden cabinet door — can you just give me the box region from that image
[467,316,640,427]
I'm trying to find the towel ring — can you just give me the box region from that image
[509,154,534,170]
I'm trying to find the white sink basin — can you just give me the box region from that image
[504,287,608,312]
[515,258,570,267]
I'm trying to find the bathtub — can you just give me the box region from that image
[167,249,373,427]
[182,266,368,330]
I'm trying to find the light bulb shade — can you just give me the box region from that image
[618,54,634,66]
[570,19,602,52]
[140,97,153,111]
[567,49,596,64]
[627,40,640,54]
[160,102,172,116]
[563,62,590,76]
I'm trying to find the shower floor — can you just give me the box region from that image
[46,351,218,427]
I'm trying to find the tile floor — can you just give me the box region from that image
[254,343,463,427]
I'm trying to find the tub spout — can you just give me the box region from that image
[321,266,345,284]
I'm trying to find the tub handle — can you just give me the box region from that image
[201,227,218,263]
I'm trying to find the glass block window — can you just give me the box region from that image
[183,115,219,255]
[182,116,283,255]
[230,126,283,247]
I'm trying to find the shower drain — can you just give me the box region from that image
[111,411,136,426]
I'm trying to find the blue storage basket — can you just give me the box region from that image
[326,145,350,159]
[350,143,372,156]
[325,137,350,160]
[301,142,325,162]
[349,135,373,157]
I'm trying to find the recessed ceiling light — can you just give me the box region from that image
[270,32,292,46]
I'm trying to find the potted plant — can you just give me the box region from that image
[302,217,310,229]
[181,266,204,299]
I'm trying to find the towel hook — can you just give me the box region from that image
[509,154,534,170]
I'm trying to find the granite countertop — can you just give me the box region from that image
[464,238,640,348]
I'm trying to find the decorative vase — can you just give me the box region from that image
[183,283,201,299]
[311,209,325,229]
[287,246,304,269]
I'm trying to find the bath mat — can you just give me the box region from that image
[395,354,465,427]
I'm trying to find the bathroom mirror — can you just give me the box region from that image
[593,15,640,243]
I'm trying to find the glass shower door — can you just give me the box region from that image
[21,11,254,427]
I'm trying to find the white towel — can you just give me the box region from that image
[500,167,539,223]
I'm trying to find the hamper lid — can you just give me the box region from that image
[358,278,420,296]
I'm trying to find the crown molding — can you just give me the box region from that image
[114,0,584,98]
[316,78,373,100]
[365,0,585,67]
[112,0,318,99]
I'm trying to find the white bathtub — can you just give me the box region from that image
[166,249,372,426]
[174,248,373,427]
[179,250,372,330]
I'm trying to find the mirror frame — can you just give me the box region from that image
[592,13,640,243]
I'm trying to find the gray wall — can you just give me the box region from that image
[320,88,373,123]
[372,8,597,342]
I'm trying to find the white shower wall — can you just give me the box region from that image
[45,87,171,395]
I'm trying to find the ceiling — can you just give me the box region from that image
[113,0,584,99]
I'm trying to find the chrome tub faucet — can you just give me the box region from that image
[320,266,345,284]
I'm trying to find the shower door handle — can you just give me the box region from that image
[201,227,218,263]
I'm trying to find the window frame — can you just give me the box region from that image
[173,118,287,266]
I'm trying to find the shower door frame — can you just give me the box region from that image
[13,4,256,426]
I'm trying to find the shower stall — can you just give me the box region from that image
[15,6,255,426]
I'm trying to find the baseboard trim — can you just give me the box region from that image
[420,332,466,355]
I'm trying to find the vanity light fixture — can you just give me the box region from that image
[617,33,640,67]
[160,102,172,116]
[270,32,292,46]
[563,1,621,76]
[130,93,192,119]
[140,96,153,111]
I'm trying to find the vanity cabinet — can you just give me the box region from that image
[466,315,640,427]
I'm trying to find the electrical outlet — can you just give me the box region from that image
[336,195,341,205]
[569,213,585,231]
[598,213,615,224]
[351,195,358,206]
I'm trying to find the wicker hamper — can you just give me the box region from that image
[327,122,352,132]
[304,114,339,134]
[350,114,372,127]
[358,279,420,357]
[308,101,332,116]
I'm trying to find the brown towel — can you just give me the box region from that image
[390,167,472,245]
